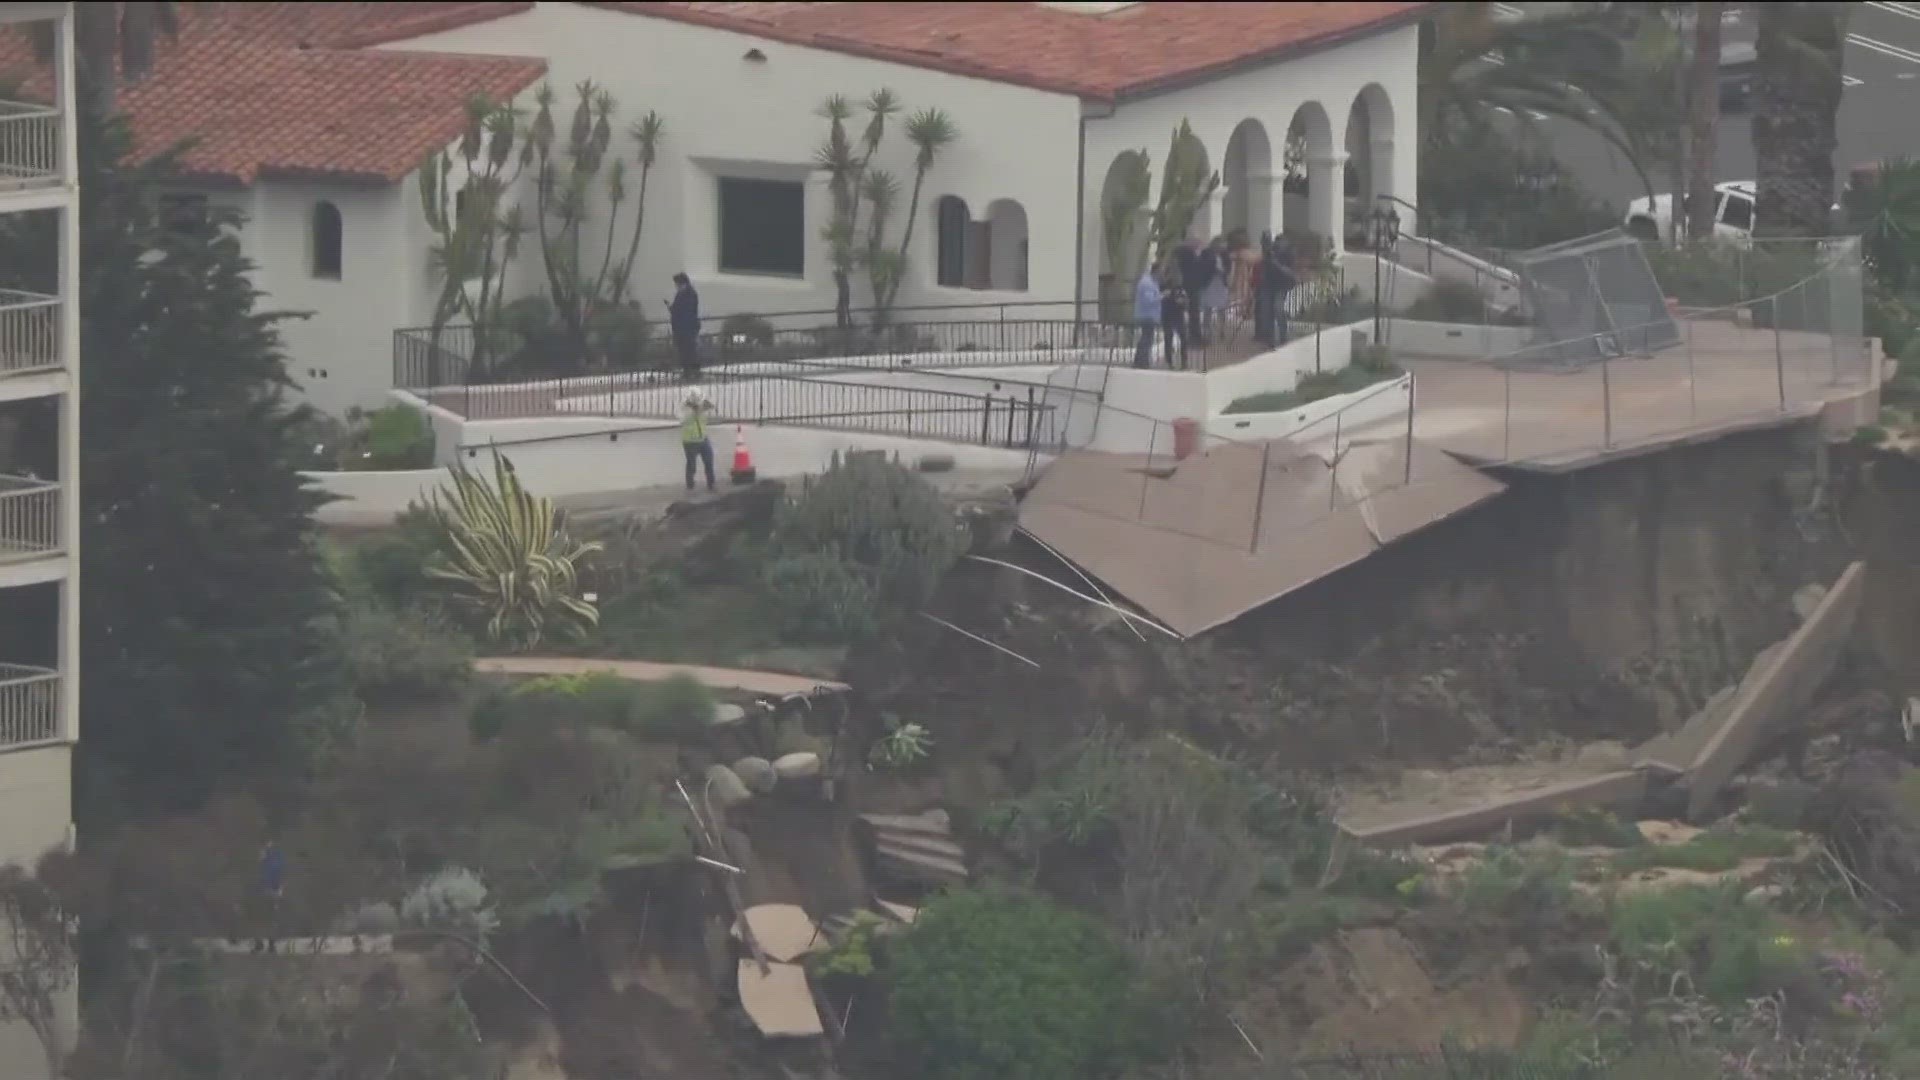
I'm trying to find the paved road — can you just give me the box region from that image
[1539,2,1920,211]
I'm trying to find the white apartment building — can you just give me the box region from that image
[0,3,77,1077]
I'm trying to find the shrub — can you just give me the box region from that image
[888,890,1141,1080]
[468,671,713,743]
[761,452,963,642]
[336,598,473,703]
[357,405,436,471]
[1450,843,1576,924]
[1404,280,1491,323]
[1610,824,1798,874]
[719,313,775,347]
[759,548,879,644]
[423,449,601,650]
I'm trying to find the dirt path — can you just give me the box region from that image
[473,656,848,696]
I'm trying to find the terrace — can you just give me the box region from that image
[0,286,62,379]
[0,660,58,750]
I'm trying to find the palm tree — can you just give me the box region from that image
[1845,158,1920,293]
[1752,2,1849,236]
[1686,3,1725,241]
[1420,4,1658,216]
[33,2,179,118]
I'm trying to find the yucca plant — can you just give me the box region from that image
[423,449,602,650]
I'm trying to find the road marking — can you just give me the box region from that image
[1845,74,1866,87]
[1849,33,1920,65]
[1865,1,1920,21]
[1493,2,1523,18]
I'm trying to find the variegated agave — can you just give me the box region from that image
[424,449,602,650]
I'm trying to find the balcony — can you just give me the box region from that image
[0,288,61,377]
[0,100,62,192]
[0,474,58,563]
[0,662,59,749]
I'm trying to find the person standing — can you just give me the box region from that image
[1267,239,1298,346]
[1252,233,1276,346]
[1198,237,1231,345]
[1132,266,1161,369]
[680,392,716,493]
[668,272,701,382]
[1176,239,1209,347]
[1161,273,1190,371]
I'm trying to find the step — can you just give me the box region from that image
[872,830,966,862]
[874,842,969,882]
[857,810,952,837]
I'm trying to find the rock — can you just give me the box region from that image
[704,764,752,807]
[1744,884,1786,905]
[1791,583,1830,622]
[734,756,777,794]
[773,752,822,780]
[709,702,747,728]
[773,719,825,758]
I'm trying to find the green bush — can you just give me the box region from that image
[1605,882,1810,1000]
[357,405,436,471]
[719,313,775,347]
[759,548,879,644]
[468,671,713,743]
[761,453,963,643]
[1454,844,1575,922]
[1610,824,1798,874]
[1404,280,1491,323]
[337,599,473,702]
[888,890,1142,1080]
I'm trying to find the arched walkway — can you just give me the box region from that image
[1221,118,1273,243]
[1345,83,1396,249]
[1280,101,1339,256]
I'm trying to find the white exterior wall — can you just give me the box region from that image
[383,3,1083,323]
[1081,21,1421,295]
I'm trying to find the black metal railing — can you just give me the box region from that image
[421,360,1078,450]
[394,287,1341,398]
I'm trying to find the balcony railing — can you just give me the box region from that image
[0,288,61,374]
[0,474,59,559]
[0,662,60,749]
[0,100,62,189]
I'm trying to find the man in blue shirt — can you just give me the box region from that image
[1132,267,1161,369]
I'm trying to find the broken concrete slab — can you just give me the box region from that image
[733,904,824,964]
[873,841,970,885]
[1636,684,1739,775]
[1685,562,1867,820]
[773,752,822,780]
[1340,770,1649,848]
[737,960,824,1039]
[858,810,952,836]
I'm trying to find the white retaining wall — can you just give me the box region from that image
[1387,319,1534,359]
[308,419,1037,527]
[1208,373,1414,444]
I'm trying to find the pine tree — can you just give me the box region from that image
[0,113,345,814]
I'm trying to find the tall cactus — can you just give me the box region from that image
[421,96,528,376]
[1101,148,1152,281]
[1149,121,1221,273]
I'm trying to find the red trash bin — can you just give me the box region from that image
[1172,416,1199,460]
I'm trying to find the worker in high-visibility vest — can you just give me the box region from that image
[681,392,716,493]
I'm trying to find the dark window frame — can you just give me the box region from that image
[716,176,805,277]
[935,195,970,288]
[311,200,344,280]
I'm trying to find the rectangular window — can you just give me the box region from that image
[717,176,804,277]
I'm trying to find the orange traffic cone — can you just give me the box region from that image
[729,424,757,485]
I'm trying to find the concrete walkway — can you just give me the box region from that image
[554,465,1030,526]
[473,655,848,696]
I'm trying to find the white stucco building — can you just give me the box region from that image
[5,1,1426,416]
[0,4,78,1077]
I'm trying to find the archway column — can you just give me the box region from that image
[1307,150,1349,256]
[1249,172,1288,238]
[1195,186,1227,241]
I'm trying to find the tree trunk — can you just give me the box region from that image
[1686,2,1724,241]
[1753,3,1847,236]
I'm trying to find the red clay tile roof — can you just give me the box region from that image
[594,1,1432,101]
[0,3,543,184]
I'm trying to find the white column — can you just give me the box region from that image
[1190,186,1226,242]
[1307,150,1349,257]
[1248,172,1288,239]
[55,6,79,747]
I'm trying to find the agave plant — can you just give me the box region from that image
[424,449,602,650]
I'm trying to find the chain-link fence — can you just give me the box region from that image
[1508,230,1680,364]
